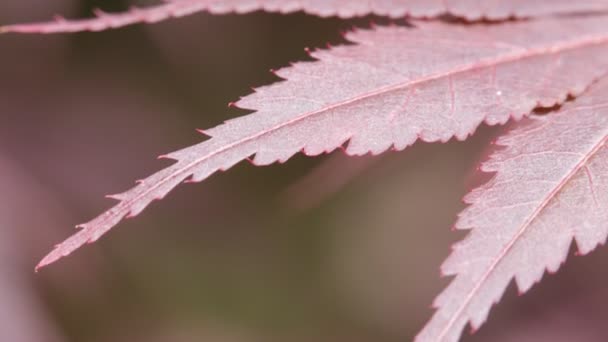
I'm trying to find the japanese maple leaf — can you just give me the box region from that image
[34,15,608,273]
[2,0,608,33]
[5,0,608,341]
[418,78,608,342]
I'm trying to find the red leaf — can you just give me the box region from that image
[36,16,608,270]
[3,0,608,33]
[417,78,608,342]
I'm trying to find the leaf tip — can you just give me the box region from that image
[35,250,60,272]
[196,128,211,137]
[105,193,122,200]
[469,325,479,335]
[92,8,107,17]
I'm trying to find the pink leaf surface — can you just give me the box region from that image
[417,78,608,342]
[2,0,608,33]
[36,16,608,270]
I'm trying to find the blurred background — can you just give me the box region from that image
[1,1,608,341]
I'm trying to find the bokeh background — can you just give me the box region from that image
[2,1,608,341]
